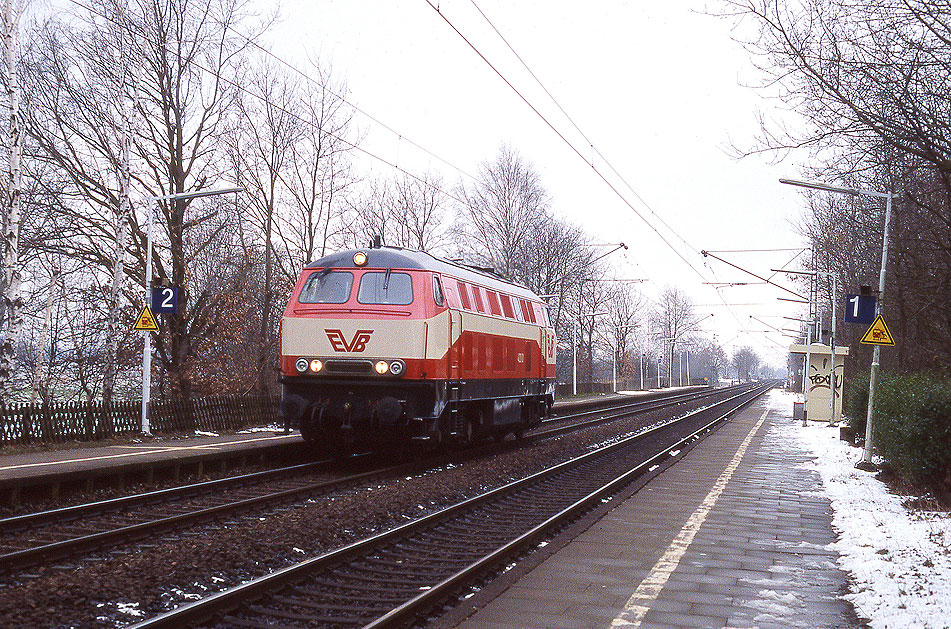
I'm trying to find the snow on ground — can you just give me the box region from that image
[767,389,951,629]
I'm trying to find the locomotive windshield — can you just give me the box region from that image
[357,271,414,305]
[298,270,353,304]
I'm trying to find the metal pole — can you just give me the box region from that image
[612,341,616,393]
[829,273,837,426]
[668,341,674,388]
[804,321,812,427]
[141,198,155,435]
[862,192,893,467]
[639,352,643,390]
[686,349,690,387]
[139,187,243,436]
[572,319,577,396]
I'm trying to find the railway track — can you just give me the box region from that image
[0,385,746,577]
[130,382,772,628]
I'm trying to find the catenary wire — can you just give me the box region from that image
[444,1,789,344]
[61,0,473,210]
[424,0,712,284]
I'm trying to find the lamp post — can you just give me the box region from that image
[141,187,243,435]
[781,178,893,466]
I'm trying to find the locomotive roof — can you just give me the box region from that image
[305,247,543,301]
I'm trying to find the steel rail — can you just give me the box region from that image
[369,383,769,627]
[1,385,715,535]
[0,460,331,533]
[0,386,741,576]
[129,383,771,629]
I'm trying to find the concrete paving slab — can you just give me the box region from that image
[452,392,863,629]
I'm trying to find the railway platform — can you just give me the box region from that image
[0,391,664,506]
[0,430,305,505]
[449,392,863,629]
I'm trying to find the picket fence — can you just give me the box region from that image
[0,395,279,445]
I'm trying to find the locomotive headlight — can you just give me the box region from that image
[374,360,390,375]
[309,359,323,373]
[389,359,406,376]
[353,251,368,266]
[295,358,309,374]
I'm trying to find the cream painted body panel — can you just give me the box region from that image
[282,311,454,360]
[282,308,552,361]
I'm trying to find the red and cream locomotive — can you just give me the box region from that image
[278,244,556,451]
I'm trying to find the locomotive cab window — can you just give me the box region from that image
[298,270,354,304]
[433,275,445,307]
[357,271,414,305]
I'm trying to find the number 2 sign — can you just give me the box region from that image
[152,286,179,314]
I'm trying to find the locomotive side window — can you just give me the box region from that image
[458,281,472,310]
[512,298,525,322]
[540,305,551,326]
[444,279,461,308]
[500,294,515,319]
[298,270,354,304]
[433,275,445,307]
[531,302,548,326]
[519,299,535,323]
[486,290,503,316]
[472,286,485,312]
[357,271,414,305]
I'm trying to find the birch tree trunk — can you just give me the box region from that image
[0,0,23,403]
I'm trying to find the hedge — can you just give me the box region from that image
[846,371,951,492]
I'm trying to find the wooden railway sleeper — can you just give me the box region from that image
[329,568,448,589]
[273,591,408,607]
[306,575,424,596]
[245,603,370,625]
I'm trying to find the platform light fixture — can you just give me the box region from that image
[141,187,243,436]
[781,177,894,466]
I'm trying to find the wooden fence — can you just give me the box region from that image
[0,395,279,445]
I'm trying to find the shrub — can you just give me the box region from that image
[844,370,870,437]
[872,372,951,493]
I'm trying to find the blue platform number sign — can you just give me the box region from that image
[844,294,876,325]
[152,286,179,314]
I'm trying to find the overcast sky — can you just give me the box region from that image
[264,1,814,368]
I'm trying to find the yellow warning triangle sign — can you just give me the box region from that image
[133,306,160,332]
[860,314,894,346]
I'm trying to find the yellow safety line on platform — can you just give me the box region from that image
[611,409,769,628]
[0,435,295,472]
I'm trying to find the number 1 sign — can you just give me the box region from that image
[844,294,876,325]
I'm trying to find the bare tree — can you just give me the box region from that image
[341,171,448,253]
[650,286,700,387]
[227,63,302,394]
[732,346,760,382]
[726,0,951,374]
[454,144,550,279]
[596,284,645,382]
[19,0,269,399]
[389,172,448,251]
[273,64,356,273]
[0,0,25,402]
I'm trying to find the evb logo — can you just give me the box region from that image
[325,329,373,352]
